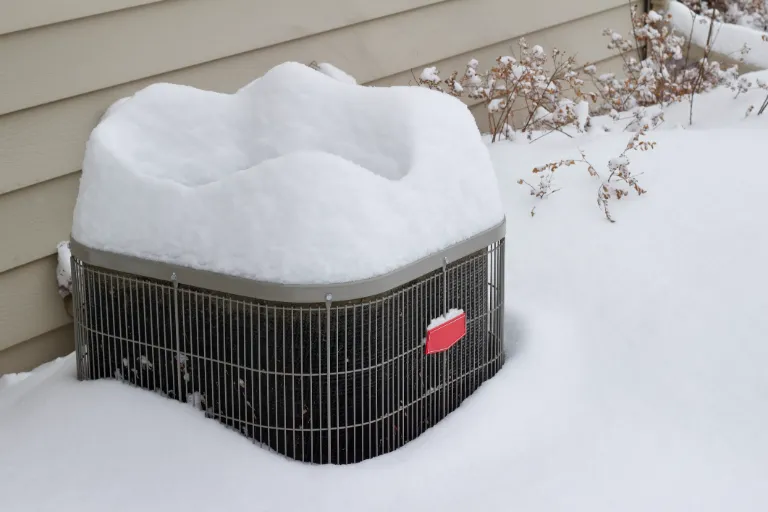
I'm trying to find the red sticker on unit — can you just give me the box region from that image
[425,310,467,354]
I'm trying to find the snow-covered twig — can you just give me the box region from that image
[523,126,655,222]
[307,61,358,85]
[759,91,768,113]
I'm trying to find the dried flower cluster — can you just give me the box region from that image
[417,39,590,141]
[595,127,655,222]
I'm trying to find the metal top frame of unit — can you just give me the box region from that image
[69,218,505,304]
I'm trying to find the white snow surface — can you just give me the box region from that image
[72,62,504,284]
[4,73,768,511]
[669,0,768,69]
[0,372,31,393]
[574,99,590,131]
[427,308,465,330]
[56,240,72,298]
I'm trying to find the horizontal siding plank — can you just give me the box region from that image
[0,10,635,276]
[0,173,79,274]
[0,1,635,196]
[0,0,446,115]
[0,0,165,36]
[0,257,72,352]
[370,4,635,88]
[0,325,73,375]
[368,6,636,130]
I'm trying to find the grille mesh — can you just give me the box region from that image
[72,240,505,464]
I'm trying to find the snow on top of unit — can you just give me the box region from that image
[72,62,504,285]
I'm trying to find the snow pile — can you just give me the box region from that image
[313,62,358,85]
[72,62,504,285]
[0,372,30,393]
[668,0,768,69]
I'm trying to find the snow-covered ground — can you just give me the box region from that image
[2,72,768,511]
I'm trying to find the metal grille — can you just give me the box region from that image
[72,240,505,464]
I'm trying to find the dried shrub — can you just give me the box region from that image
[417,39,590,142]
[586,5,748,125]
[522,125,657,222]
[417,4,760,220]
[419,4,752,139]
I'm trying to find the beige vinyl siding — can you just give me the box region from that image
[0,174,79,274]
[0,326,74,375]
[0,0,630,118]
[0,0,637,374]
[0,0,166,36]
[0,258,72,353]
[0,0,446,115]
[370,3,635,88]
[370,5,637,130]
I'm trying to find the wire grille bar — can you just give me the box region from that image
[72,240,505,464]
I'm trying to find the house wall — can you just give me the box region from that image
[0,0,637,374]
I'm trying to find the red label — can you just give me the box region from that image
[425,312,467,354]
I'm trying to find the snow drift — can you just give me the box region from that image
[71,62,504,284]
